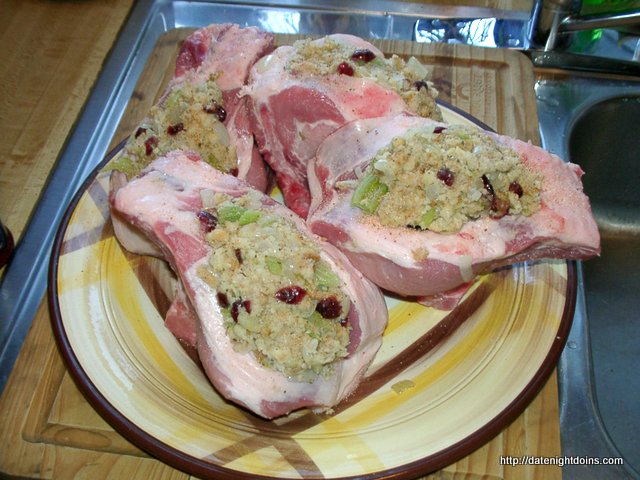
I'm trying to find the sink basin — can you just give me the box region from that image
[537,77,640,479]
[570,95,640,471]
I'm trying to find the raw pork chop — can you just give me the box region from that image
[110,151,388,418]
[111,24,275,340]
[111,24,275,253]
[307,113,600,299]
[169,23,276,192]
[244,34,441,218]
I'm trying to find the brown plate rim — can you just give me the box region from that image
[48,102,576,479]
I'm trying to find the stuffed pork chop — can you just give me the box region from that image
[110,24,275,257]
[110,150,388,418]
[170,23,275,191]
[109,24,276,332]
[244,34,442,218]
[307,113,600,299]
[112,24,274,192]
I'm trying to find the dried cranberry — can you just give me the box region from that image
[230,167,239,177]
[216,292,229,308]
[437,167,455,186]
[134,126,147,138]
[230,299,242,322]
[433,126,447,134]
[197,210,218,232]
[482,175,510,218]
[203,101,227,122]
[490,196,510,219]
[144,136,158,156]
[340,318,348,327]
[315,296,343,319]
[230,298,251,322]
[414,80,429,91]
[166,122,184,136]
[242,299,252,314]
[351,48,376,63]
[274,286,307,304]
[509,181,524,197]
[234,248,243,264]
[337,61,354,76]
[481,174,495,196]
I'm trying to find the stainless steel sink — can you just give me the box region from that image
[571,95,640,472]
[537,77,640,479]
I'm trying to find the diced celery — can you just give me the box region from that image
[351,172,389,214]
[109,155,137,178]
[406,56,429,80]
[265,256,283,275]
[305,312,326,339]
[164,90,180,111]
[164,91,185,125]
[306,311,323,322]
[206,153,220,170]
[391,379,416,394]
[238,209,261,225]
[238,313,262,333]
[218,204,245,223]
[221,307,232,321]
[314,261,341,289]
[418,207,436,229]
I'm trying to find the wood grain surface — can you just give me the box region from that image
[0,1,563,479]
[0,0,134,243]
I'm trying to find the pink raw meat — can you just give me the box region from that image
[164,284,198,348]
[307,113,601,299]
[112,24,276,342]
[416,281,477,311]
[170,23,275,192]
[110,151,388,418]
[111,169,202,346]
[244,34,415,218]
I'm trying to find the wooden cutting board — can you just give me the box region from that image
[0,31,560,480]
[109,31,541,149]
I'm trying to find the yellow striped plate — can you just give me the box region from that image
[49,106,575,479]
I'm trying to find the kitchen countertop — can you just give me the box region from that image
[0,1,564,479]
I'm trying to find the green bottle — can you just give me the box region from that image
[573,0,640,53]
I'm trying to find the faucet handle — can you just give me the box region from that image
[528,0,582,48]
